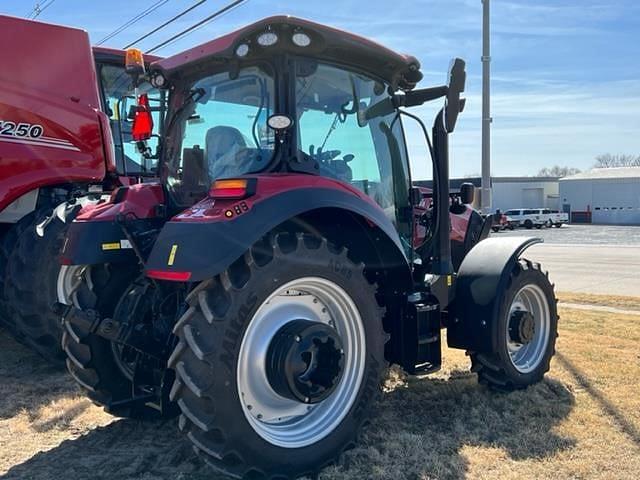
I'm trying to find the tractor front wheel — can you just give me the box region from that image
[170,232,387,478]
[471,259,558,390]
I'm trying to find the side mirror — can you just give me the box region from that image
[445,58,466,133]
[460,182,475,204]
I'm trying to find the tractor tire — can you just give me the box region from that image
[3,208,67,364]
[524,219,533,229]
[62,264,175,419]
[0,211,37,340]
[470,259,558,391]
[170,232,387,479]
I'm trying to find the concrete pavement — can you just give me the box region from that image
[524,243,640,296]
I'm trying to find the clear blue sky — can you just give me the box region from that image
[3,0,639,178]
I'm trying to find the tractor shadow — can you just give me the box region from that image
[325,368,576,480]
[2,363,576,480]
[0,327,74,425]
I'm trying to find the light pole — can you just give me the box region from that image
[481,0,492,213]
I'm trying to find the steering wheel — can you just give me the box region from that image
[309,145,341,163]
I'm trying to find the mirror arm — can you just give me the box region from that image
[402,85,448,107]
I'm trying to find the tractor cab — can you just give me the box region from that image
[147,17,422,238]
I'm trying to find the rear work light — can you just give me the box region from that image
[209,178,257,199]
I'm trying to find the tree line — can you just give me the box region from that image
[536,154,640,177]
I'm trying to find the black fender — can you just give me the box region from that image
[446,236,542,352]
[145,188,408,282]
[61,220,138,265]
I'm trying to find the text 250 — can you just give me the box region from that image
[0,121,44,138]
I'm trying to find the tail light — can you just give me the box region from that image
[146,269,192,281]
[131,94,154,141]
[209,178,257,199]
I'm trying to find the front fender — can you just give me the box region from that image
[447,236,542,352]
[145,187,407,282]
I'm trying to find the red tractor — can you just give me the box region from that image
[0,16,162,362]
[58,16,558,479]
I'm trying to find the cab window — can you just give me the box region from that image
[295,62,411,234]
[164,65,276,206]
[98,63,161,175]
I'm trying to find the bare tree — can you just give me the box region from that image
[537,165,581,177]
[594,154,640,168]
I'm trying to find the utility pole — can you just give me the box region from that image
[481,0,492,213]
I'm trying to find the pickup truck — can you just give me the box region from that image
[539,209,569,227]
[504,208,568,229]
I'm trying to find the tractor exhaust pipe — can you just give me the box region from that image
[431,109,453,275]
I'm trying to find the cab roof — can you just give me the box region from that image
[152,15,423,90]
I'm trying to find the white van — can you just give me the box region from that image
[504,208,569,229]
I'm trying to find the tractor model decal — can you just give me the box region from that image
[0,120,80,152]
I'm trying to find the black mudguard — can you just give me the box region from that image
[447,236,542,352]
[61,220,138,265]
[145,188,408,282]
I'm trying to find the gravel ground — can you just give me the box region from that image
[494,224,640,246]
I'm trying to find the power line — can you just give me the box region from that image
[124,0,210,49]
[145,0,248,54]
[96,0,170,46]
[27,0,56,19]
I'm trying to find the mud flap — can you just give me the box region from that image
[446,236,542,353]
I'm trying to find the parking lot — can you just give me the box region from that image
[492,225,640,295]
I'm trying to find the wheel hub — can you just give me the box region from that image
[509,309,535,344]
[266,320,344,404]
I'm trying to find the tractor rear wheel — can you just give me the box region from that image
[3,208,67,364]
[61,264,178,419]
[470,259,558,391]
[170,232,387,479]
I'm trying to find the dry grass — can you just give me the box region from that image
[1,301,639,479]
[558,292,640,311]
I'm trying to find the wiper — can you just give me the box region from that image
[164,88,205,160]
[165,88,206,134]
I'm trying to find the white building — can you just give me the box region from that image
[560,167,640,225]
[490,177,560,213]
[416,177,561,213]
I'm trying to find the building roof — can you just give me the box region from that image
[560,167,640,181]
[414,176,561,188]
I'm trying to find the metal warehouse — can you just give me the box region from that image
[560,167,640,224]
[416,177,561,213]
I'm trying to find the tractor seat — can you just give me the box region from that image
[205,126,247,179]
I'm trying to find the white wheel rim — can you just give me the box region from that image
[506,284,551,374]
[237,277,366,448]
[57,265,92,307]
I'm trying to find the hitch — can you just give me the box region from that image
[57,302,168,359]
